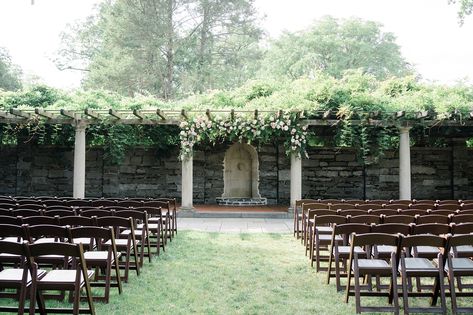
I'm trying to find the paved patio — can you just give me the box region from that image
[177,218,293,233]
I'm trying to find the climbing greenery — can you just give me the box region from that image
[179,113,308,160]
[1,70,472,164]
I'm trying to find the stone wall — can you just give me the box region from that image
[0,141,472,203]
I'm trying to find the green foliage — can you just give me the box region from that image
[258,16,412,81]
[56,0,263,99]
[0,47,22,92]
[449,0,473,24]
[1,70,472,164]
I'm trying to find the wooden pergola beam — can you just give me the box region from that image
[84,108,100,119]
[133,109,144,119]
[35,108,54,119]
[156,109,167,120]
[60,109,76,119]
[10,109,31,119]
[109,109,123,120]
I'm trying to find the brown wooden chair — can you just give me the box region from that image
[66,199,92,207]
[155,198,178,237]
[398,234,447,314]
[331,203,356,211]
[91,199,116,207]
[339,209,367,217]
[460,203,473,210]
[382,214,416,224]
[21,215,58,226]
[356,204,379,211]
[383,203,408,210]
[437,199,460,205]
[69,226,122,303]
[309,214,346,271]
[143,200,173,242]
[80,209,113,218]
[134,206,163,255]
[345,233,400,314]
[42,199,65,207]
[115,210,152,266]
[410,203,435,210]
[416,214,450,225]
[58,216,95,228]
[12,209,42,218]
[43,209,76,217]
[27,242,95,315]
[436,203,460,211]
[95,217,140,282]
[400,209,428,216]
[326,223,371,291]
[348,215,382,225]
[0,215,20,225]
[16,204,44,211]
[450,214,473,225]
[0,224,28,266]
[305,209,338,253]
[429,209,458,217]
[390,199,412,205]
[369,209,398,216]
[445,234,473,314]
[0,240,45,314]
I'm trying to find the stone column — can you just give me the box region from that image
[399,127,412,200]
[181,155,194,210]
[73,123,87,199]
[290,153,302,212]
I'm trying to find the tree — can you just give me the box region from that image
[56,0,263,99]
[0,47,22,91]
[449,0,473,24]
[258,16,412,81]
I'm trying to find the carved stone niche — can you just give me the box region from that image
[221,143,261,199]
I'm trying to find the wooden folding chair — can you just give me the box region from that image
[327,223,371,291]
[345,233,400,314]
[348,215,382,225]
[399,234,448,314]
[80,209,113,217]
[305,209,338,254]
[69,226,122,303]
[134,206,163,254]
[143,200,173,243]
[301,202,330,244]
[356,204,379,211]
[382,215,416,224]
[0,240,45,314]
[115,210,152,265]
[416,214,450,225]
[27,242,95,315]
[309,214,346,271]
[369,209,399,216]
[445,234,473,314]
[96,216,140,282]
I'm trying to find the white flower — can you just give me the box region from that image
[302,125,308,131]
[291,128,296,134]
[180,131,186,136]
[179,121,188,128]
[291,138,295,143]
[295,140,300,146]
[271,122,276,129]
[270,116,274,122]
[283,125,289,131]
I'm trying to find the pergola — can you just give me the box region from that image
[1,107,473,209]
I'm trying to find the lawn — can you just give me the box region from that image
[2,231,471,314]
[97,231,357,315]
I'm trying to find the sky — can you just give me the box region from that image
[0,0,472,89]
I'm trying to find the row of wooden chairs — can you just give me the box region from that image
[0,196,178,239]
[0,204,174,250]
[299,216,473,314]
[294,199,473,240]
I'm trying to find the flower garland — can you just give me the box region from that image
[179,113,309,159]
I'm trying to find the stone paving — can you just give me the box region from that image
[177,218,293,233]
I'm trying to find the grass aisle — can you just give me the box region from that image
[97,231,357,314]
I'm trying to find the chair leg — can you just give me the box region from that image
[400,256,410,315]
[447,264,457,315]
[354,255,361,314]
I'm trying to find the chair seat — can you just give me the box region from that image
[414,246,440,255]
[1,237,22,243]
[141,223,159,230]
[375,245,397,254]
[445,258,473,271]
[402,258,438,271]
[120,230,145,238]
[84,250,120,263]
[337,246,365,255]
[39,269,94,285]
[105,238,135,248]
[318,234,342,242]
[356,259,391,271]
[455,245,473,256]
[316,226,333,234]
[148,218,162,223]
[34,238,57,244]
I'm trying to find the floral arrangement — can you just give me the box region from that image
[179,113,309,160]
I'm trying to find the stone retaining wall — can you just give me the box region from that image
[0,141,472,203]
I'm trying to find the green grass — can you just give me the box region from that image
[2,232,472,314]
[97,231,358,315]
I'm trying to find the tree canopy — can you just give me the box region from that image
[449,0,473,24]
[56,0,263,99]
[258,16,412,81]
[0,47,22,92]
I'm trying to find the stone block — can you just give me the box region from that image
[336,154,356,162]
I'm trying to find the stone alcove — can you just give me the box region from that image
[217,143,266,205]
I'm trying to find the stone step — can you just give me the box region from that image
[178,210,291,219]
